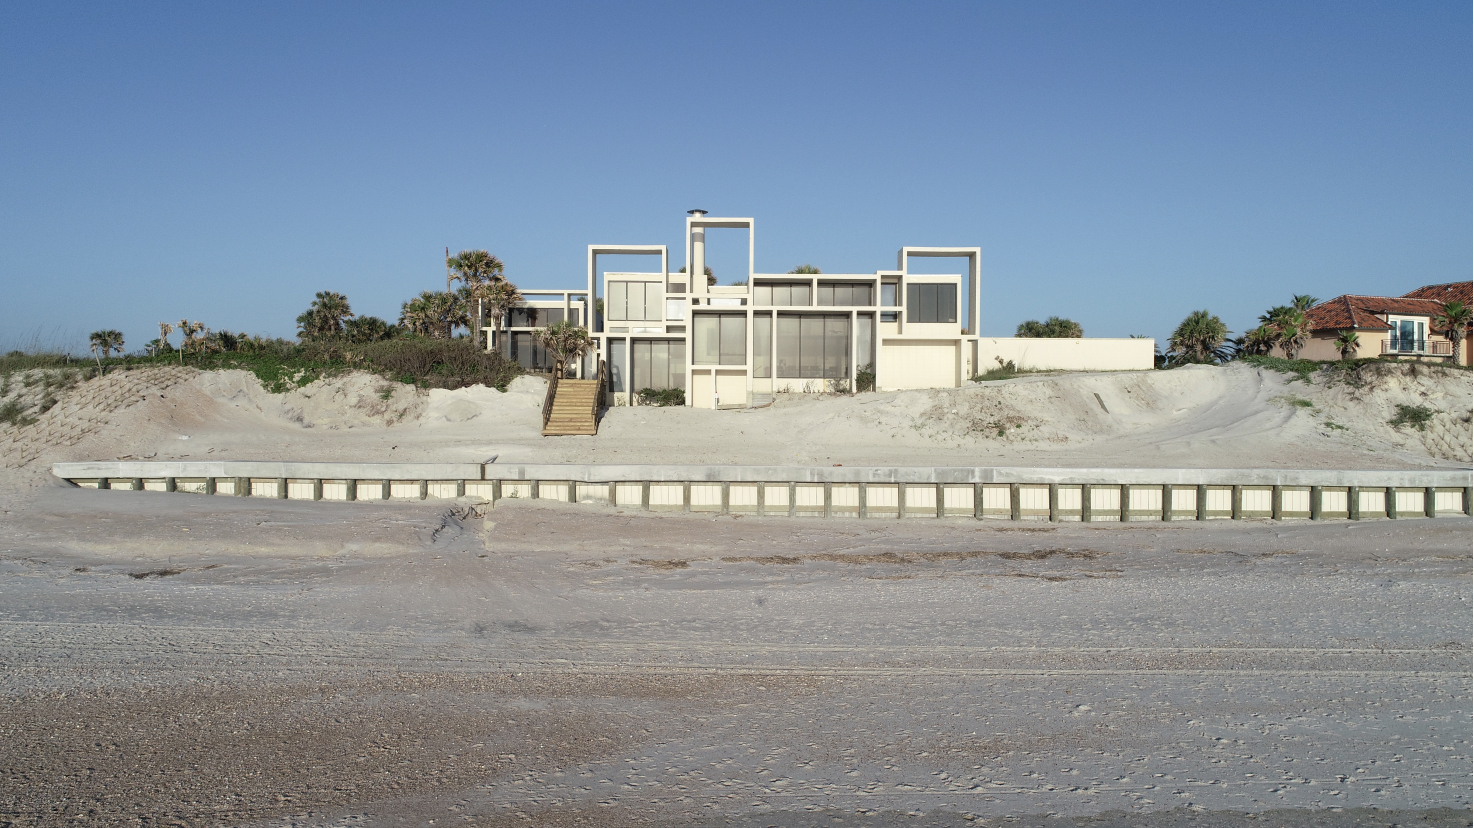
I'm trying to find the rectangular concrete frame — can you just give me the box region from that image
[54,462,1472,519]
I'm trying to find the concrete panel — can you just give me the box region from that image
[1058,485,1082,512]
[1128,486,1162,512]
[1321,488,1348,514]
[466,481,497,500]
[322,481,350,501]
[1205,487,1232,516]
[1019,485,1049,514]
[575,483,608,503]
[832,484,859,508]
[904,485,936,514]
[143,479,168,492]
[1171,487,1197,512]
[1090,486,1121,512]
[501,481,532,499]
[795,484,825,515]
[390,481,421,500]
[354,480,385,501]
[1281,487,1311,517]
[866,484,898,511]
[177,478,208,494]
[614,483,642,507]
[943,485,974,515]
[980,484,1009,515]
[428,481,460,499]
[649,483,683,509]
[690,372,715,410]
[976,337,1154,372]
[1359,488,1386,516]
[1394,488,1424,515]
[251,479,281,498]
[1241,487,1272,515]
[762,484,790,510]
[690,483,722,511]
[729,484,759,508]
[1434,489,1463,514]
[879,340,958,391]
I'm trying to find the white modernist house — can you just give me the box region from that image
[487,212,1152,408]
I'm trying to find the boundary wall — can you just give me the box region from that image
[976,337,1154,372]
[52,462,1472,523]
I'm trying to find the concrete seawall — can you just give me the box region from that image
[51,462,1472,522]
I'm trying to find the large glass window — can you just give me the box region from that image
[754,282,812,307]
[776,313,850,378]
[881,283,898,306]
[817,283,874,306]
[511,332,553,370]
[753,314,772,378]
[693,313,747,365]
[608,339,627,392]
[905,283,958,324]
[631,340,685,391]
[607,282,663,321]
[855,313,874,371]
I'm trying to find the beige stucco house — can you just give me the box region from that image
[486,212,1155,407]
[1296,281,1471,365]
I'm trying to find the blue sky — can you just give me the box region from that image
[1,1,1467,351]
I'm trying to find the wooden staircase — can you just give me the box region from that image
[541,361,605,436]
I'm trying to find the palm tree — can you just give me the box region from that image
[156,321,175,353]
[1291,294,1319,312]
[399,291,467,339]
[484,280,523,356]
[1016,317,1084,338]
[535,321,593,378]
[788,265,821,274]
[1434,300,1471,365]
[1276,309,1309,360]
[1334,330,1360,360]
[344,316,394,343]
[89,330,124,373]
[448,251,505,349]
[1241,324,1277,356]
[176,320,205,361]
[1167,310,1230,364]
[297,291,354,339]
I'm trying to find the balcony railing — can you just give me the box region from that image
[1380,338,1453,356]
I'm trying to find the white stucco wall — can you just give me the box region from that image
[977,338,1154,372]
[879,339,960,390]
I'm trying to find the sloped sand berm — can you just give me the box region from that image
[0,361,1468,495]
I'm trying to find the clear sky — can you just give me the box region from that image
[1,1,1468,352]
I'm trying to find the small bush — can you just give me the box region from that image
[855,363,875,393]
[1239,355,1321,383]
[827,378,850,394]
[637,387,685,406]
[973,359,1020,382]
[1389,404,1436,431]
[0,399,34,427]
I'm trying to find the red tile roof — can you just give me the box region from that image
[1303,294,1445,332]
[1402,281,1472,305]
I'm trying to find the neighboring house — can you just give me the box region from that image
[485,212,1155,407]
[1297,281,1471,365]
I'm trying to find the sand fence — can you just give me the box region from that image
[51,461,1472,522]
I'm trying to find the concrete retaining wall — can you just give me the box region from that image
[51,462,1472,522]
[976,337,1155,372]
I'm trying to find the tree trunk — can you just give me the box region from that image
[472,299,483,351]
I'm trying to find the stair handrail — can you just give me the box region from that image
[541,368,560,431]
[592,358,606,423]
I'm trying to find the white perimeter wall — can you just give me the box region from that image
[879,340,960,390]
[977,338,1154,372]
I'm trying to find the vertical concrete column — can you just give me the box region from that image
[567,482,576,504]
[205,477,216,496]
[1463,486,1472,516]
[1160,485,1171,522]
[896,483,905,519]
[529,480,540,500]
[165,477,176,493]
[1009,483,1021,521]
[608,482,617,506]
[132,478,144,491]
[419,480,428,501]
[380,479,390,500]
[457,480,466,498]
[787,483,796,518]
[1081,484,1093,523]
[823,482,832,519]
[1048,483,1059,523]
[858,483,867,519]
[238,477,250,497]
[1309,486,1321,520]
[98,477,110,490]
[1230,485,1242,520]
[682,482,691,513]
[722,482,731,516]
[1424,486,1437,518]
[346,479,356,502]
[1348,486,1360,520]
[1195,484,1207,521]
[974,483,985,521]
[492,479,502,505]
[1118,485,1128,523]
[935,484,944,519]
[641,482,650,511]
[756,483,766,516]
[313,479,323,501]
[1385,488,1397,519]
[1271,485,1282,520]
[276,478,287,499]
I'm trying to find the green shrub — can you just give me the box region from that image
[637,387,685,406]
[973,359,1020,382]
[0,399,34,427]
[855,363,875,393]
[1389,404,1436,431]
